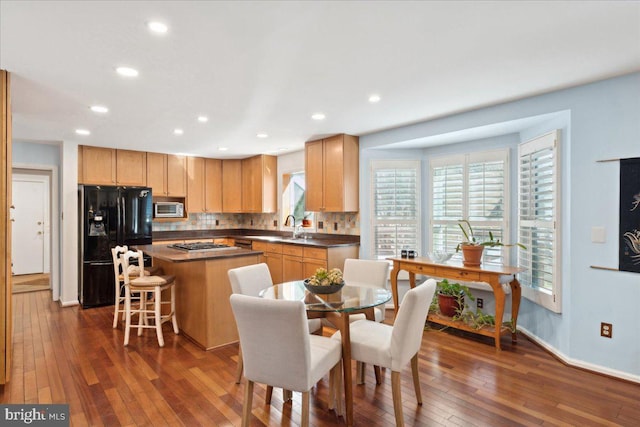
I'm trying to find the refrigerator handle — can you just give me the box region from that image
[121,195,126,242]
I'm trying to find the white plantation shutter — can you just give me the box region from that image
[371,161,420,260]
[518,131,561,313]
[430,150,509,264]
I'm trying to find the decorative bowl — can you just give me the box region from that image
[428,251,453,263]
[303,279,345,294]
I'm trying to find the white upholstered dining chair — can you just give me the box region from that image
[227,263,322,384]
[230,294,343,427]
[120,249,179,347]
[332,278,437,427]
[342,258,390,323]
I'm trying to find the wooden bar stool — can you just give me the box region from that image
[120,250,179,347]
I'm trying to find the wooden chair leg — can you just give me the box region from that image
[374,365,382,385]
[235,345,243,384]
[391,371,404,427]
[283,389,292,402]
[301,391,309,427]
[265,385,273,404]
[411,354,422,405]
[170,284,179,334]
[356,361,365,384]
[154,287,164,347]
[241,380,254,427]
[335,360,344,416]
[329,364,336,410]
[124,288,132,346]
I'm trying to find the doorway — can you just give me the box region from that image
[11,168,57,296]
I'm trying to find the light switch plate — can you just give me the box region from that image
[591,226,606,243]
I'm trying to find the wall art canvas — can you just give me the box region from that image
[620,157,640,273]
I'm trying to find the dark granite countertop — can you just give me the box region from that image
[137,244,262,263]
[153,228,359,249]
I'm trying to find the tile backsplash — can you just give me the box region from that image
[153,212,360,235]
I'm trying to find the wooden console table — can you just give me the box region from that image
[389,257,524,350]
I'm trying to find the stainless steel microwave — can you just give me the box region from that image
[154,201,184,218]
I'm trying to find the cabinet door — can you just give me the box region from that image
[283,254,304,281]
[241,156,260,212]
[116,149,146,186]
[81,146,116,185]
[262,155,277,213]
[187,157,205,213]
[166,155,187,197]
[265,252,283,284]
[204,158,222,212]
[303,258,327,278]
[323,135,345,212]
[222,159,242,213]
[305,139,324,211]
[146,152,167,196]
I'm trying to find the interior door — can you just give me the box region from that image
[11,174,49,275]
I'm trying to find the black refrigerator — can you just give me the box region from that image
[78,185,153,308]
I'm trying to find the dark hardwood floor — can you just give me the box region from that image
[1,290,638,426]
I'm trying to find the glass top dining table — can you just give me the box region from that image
[259,280,392,427]
[259,280,392,313]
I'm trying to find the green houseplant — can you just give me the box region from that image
[455,220,526,266]
[435,279,475,318]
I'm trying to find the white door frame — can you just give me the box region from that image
[13,164,60,302]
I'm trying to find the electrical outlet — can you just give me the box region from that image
[273,220,277,227]
[318,221,323,229]
[215,219,219,226]
[334,222,338,231]
[477,298,484,309]
[600,322,612,338]
[250,219,253,226]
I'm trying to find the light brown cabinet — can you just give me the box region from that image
[79,146,147,186]
[222,159,242,213]
[79,146,116,185]
[116,149,147,186]
[253,240,359,283]
[241,155,277,213]
[252,241,283,283]
[305,134,359,212]
[187,157,223,213]
[147,152,186,197]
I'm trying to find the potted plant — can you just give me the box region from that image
[301,213,312,228]
[435,279,474,318]
[455,220,526,266]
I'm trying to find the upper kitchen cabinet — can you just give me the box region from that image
[305,134,359,212]
[187,157,222,213]
[241,154,277,213]
[147,152,187,197]
[115,149,147,186]
[78,145,116,185]
[78,146,147,186]
[222,159,242,213]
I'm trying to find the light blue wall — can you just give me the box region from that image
[13,140,60,166]
[360,72,640,379]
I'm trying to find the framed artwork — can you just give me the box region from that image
[620,157,640,273]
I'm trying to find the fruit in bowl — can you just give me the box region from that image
[428,251,453,263]
[304,268,344,294]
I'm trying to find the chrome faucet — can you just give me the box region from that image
[284,215,297,238]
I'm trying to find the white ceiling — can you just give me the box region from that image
[1,1,639,158]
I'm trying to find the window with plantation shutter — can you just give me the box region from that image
[370,160,420,260]
[518,130,561,313]
[430,150,509,265]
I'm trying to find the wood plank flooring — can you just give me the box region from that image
[1,290,638,426]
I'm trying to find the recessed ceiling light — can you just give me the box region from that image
[218,147,229,151]
[278,147,289,151]
[257,133,269,138]
[197,116,209,123]
[173,128,184,135]
[369,94,381,103]
[147,21,168,34]
[311,113,326,120]
[116,67,139,77]
[75,129,90,136]
[90,105,109,114]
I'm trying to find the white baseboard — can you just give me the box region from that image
[59,299,79,307]
[518,326,640,384]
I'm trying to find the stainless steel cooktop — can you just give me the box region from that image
[169,242,236,252]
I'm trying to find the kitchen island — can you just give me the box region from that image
[138,244,262,350]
